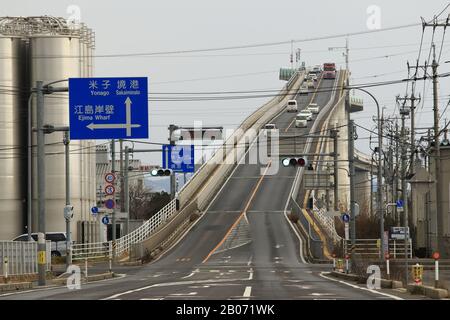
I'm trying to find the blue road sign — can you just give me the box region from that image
[102,216,110,225]
[105,199,115,210]
[91,206,99,214]
[342,213,350,223]
[162,145,195,173]
[69,77,148,140]
[396,199,404,208]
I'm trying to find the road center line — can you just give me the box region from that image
[243,286,252,298]
[202,161,272,263]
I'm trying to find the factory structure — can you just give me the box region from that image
[0,16,97,241]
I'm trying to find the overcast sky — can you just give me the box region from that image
[4,0,450,164]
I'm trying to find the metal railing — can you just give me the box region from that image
[313,206,342,244]
[72,241,112,261]
[343,238,413,258]
[0,241,38,276]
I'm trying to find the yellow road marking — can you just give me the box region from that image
[202,161,272,263]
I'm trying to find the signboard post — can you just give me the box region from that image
[69,77,148,140]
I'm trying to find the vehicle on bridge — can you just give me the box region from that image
[295,113,308,128]
[307,103,319,114]
[286,99,298,112]
[307,79,315,88]
[312,65,322,74]
[299,83,308,95]
[323,62,336,79]
[297,109,312,121]
[263,123,277,136]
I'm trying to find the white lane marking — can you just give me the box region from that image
[248,268,254,280]
[140,298,164,300]
[102,277,250,300]
[247,255,253,266]
[169,292,197,296]
[181,272,196,279]
[243,286,252,298]
[319,272,404,300]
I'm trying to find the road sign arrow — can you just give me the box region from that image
[87,122,141,131]
[125,97,132,136]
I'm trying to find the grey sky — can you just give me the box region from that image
[4,0,450,164]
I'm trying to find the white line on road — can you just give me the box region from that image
[243,286,252,299]
[319,272,404,300]
[248,268,254,280]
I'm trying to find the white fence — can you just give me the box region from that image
[0,241,51,276]
[343,238,413,258]
[72,241,112,261]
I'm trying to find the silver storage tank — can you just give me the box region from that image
[30,34,89,240]
[0,36,29,239]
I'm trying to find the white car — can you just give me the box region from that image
[312,65,322,73]
[286,100,298,112]
[299,84,308,95]
[308,73,317,81]
[307,80,315,89]
[298,109,313,121]
[13,232,69,257]
[263,123,277,136]
[307,103,319,114]
[295,114,308,128]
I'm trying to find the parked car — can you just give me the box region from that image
[286,100,298,112]
[307,103,320,114]
[13,232,68,257]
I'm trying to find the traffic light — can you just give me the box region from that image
[151,168,172,176]
[282,157,307,167]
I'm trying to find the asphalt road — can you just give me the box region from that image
[0,73,419,300]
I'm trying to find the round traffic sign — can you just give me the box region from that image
[104,199,115,209]
[102,216,110,225]
[385,253,390,260]
[105,173,116,184]
[104,184,115,196]
[432,252,440,260]
[342,213,350,223]
[91,206,99,214]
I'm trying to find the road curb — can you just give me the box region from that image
[51,272,115,285]
[0,282,33,293]
[407,284,448,299]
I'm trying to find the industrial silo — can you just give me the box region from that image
[0,16,97,242]
[0,34,28,239]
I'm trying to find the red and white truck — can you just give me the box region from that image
[323,62,336,79]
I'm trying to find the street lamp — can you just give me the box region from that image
[345,86,385,261]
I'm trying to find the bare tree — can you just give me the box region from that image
[129,184,171,220]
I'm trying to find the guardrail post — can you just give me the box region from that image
[85,258,88,283]
[109,242,113,273]
[433,252,440,288]
[3,256,8,281]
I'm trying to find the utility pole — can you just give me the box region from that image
[378,112,385,259]
[111,140,116,243]
[119,139,124,212]
[432,44,445,257]
[290,40,294,70]
[422,19,449,258]
[36,81,46,286]
[400,110,410,283]
[329,37,349,71]
[331,128,339,211]
[63,131,72,268]
[348,119,356,245]
[124,146,130,235]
